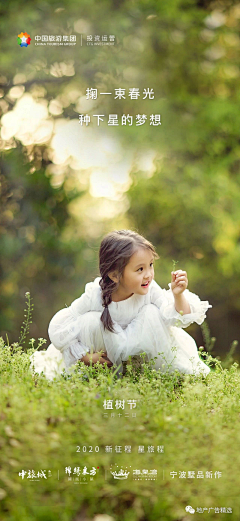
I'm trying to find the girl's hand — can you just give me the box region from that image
[99,352,113,367]
[171,270,188,296]
[81,351,113,367]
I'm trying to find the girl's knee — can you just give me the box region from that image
[140,303,160,318]
[135,304,162,330]
[78,311,104,351]
[80,311,102,331]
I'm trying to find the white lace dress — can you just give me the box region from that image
[30,277,212,380]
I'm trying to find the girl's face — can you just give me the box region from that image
[110,247,155,301]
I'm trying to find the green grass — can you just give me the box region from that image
[0,335,240,521]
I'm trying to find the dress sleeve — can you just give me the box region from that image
[48,279,98,365]
[150,280,212,328]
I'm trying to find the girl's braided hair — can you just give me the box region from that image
[99,230,159,333]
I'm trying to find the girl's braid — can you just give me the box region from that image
[99,277,116,308]
[99,277,117,332]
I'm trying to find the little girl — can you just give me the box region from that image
[31,229,212,380]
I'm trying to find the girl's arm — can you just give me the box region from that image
[173,294,191,315]
[149,277,212,329]
[48,278,102,367]
[171,270,191,315]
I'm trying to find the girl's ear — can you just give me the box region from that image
[108,271,119,283]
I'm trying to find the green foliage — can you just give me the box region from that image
[18,292,33,346]
[1,334,240,520]
[172,259,179,272]
[200,321,216,353]
[221,339,238,370]
[0,149,90,341]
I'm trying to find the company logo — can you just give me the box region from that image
[110,467,130,480]
[18,32,31,47]
[185,506,195,514]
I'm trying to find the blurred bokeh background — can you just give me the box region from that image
[1,0,240,359]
